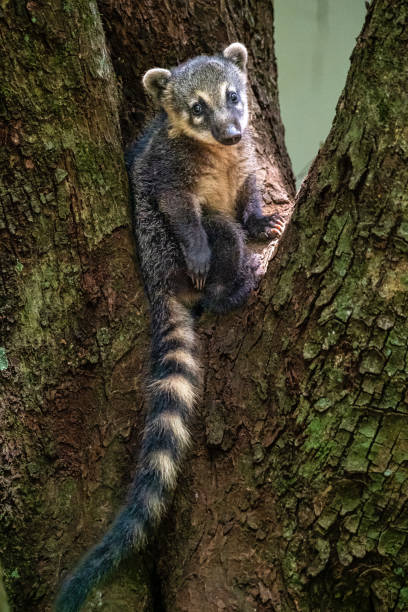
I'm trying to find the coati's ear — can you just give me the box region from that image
[142,68,171,102]
[223,43,248,72]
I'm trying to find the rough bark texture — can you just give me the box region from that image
[1,0,407,611]
[0,1,151,609]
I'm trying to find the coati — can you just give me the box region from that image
[55,43,283,612]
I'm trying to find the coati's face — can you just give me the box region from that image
[143,43,249,146]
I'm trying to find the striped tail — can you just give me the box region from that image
[55,296,200,612]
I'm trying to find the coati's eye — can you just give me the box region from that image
[228,91,239,103]
[191,103,203,116]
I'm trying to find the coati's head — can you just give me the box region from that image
[143,43,249,146]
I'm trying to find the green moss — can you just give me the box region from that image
[271,264,295,308]
[359,349,385,375]
[358,416,379,439]
[238,453,256,487]
[317,510,337,531]
[343,434,371,473]
[321,320,345,349]
[13,256,81,378]
[313,397,332,413]
[398,587,408,605]
[303,412,336,454]
[303,342,320,360]
[0,347,8,371]
[378,530,406,556]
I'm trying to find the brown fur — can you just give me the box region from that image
[161,66,255,217]
[196,135,255,216]
[166,106,216,144]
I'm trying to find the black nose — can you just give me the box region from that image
[215,125,242,145]
[221,134,241,145]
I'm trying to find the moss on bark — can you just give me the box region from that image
[0,1,150,609]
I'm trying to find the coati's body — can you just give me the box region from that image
[130,112,261,316]
[55,44,282,612]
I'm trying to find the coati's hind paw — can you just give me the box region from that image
[182,242,212,290]
[246,213,285,240]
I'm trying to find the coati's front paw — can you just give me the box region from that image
[246,213,285,240]
[183,242,211,290]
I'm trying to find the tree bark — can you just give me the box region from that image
[0,1,151,609]
[1,0,407,611]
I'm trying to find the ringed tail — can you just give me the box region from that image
[55,296,201,612]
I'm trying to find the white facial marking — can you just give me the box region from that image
[241,106,249,130]
[215,109,229,122]
[220,81,229,102]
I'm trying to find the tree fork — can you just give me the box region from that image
[154,2,408,610]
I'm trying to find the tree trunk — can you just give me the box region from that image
[1,1,407,611]
[0,1,151,609]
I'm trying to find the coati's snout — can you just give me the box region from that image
[211,120,242,146]
[143,43,249,146]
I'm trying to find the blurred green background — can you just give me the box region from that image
[274,0,366,187]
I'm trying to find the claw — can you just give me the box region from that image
[187,258,210,290]
[267,218,285,238]
[189,272,206,290]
